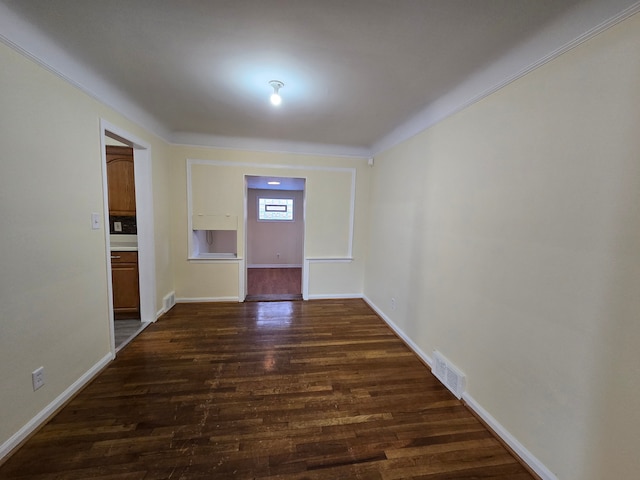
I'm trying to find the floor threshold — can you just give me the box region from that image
[244,294,303,302]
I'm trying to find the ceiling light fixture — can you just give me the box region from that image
[269,80,284,106]
[267,181,281,185]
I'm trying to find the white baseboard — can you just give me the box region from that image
[248,264,302,269]
[462,393,558,480]
[176,296,240,303]
[362,295,555,480]
[306,293,363,300]
[362,295,433,367]
[177,294,361,302]
[0,351,113,461]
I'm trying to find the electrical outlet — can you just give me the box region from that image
[32,366,45,391]
[391,297,397,311]
[114,221,122,232]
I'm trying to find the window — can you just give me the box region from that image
[258,197,294,221]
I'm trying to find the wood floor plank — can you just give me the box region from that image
[0,299,536,479]
[247,267,302,295]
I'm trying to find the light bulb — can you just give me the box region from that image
[269,80,284,107]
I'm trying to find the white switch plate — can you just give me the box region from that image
[91,212,101,230]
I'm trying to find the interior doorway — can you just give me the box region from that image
[245,176,305,301]
[100,120,156,354]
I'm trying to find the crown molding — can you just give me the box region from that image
[0,2,369,159]
[0,2,171,141]
[171,132,371,159]
[2,1,638,160]
[372,0,640,155]
[0,4,369,160]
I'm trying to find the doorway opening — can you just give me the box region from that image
[244,175,305,302]
[101,121,156,353]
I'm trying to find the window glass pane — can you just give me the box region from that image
[258,198,293,221]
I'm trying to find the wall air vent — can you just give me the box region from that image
[163,292,176,312]
[432,350,466,399]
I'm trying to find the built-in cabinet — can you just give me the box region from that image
[106,145,139,319]
[110,251,140,319]
[106,146,136,216]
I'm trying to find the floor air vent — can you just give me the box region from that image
[432,350,466,399]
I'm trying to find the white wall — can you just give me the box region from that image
[0,39,174,455]
[8,5,638,477]
[247,188,304,266]
[364,13,640,479]
[174,151,369,301]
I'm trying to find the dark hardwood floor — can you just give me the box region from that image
[247,267,302,301]
[0,300,536,479]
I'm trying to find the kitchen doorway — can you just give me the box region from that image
[244,176,305,301]
[100,120,156,354]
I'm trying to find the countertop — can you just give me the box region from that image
[110,234,138,252]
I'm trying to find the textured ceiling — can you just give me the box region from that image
[1,0,631,154]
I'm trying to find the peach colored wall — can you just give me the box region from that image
[364,13,640,479]
[247,189,304,266]
[0,41,174,453]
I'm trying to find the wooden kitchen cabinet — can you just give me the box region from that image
[111,251,140,319]
[106,146,136,216]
